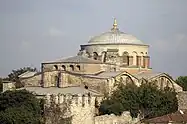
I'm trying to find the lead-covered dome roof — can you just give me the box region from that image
[88,19,146,45]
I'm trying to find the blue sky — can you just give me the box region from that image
[0,0,187,78]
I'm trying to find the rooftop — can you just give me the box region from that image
[43,55,104,64]
[143,110,187,123]
[19,86,102,96]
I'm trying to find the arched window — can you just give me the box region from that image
[126,76,133,84]
[82,95,85,107]
[70,65,74,71]
[132,51,137,66]
[140,52,144,67]
[54,75,59,87]
[166,80,170,88]
[76,65,81,71]
[54,65,58,70]
[93,52,98,60]
[136,56,141,67]
[61,65,66,71]
[123,51,129,65]
[120,77,126,85]
[161,78,164,89]
[86,52,90,58]
[154,80,158,85]
[101,51,107,62]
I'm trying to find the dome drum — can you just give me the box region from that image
[79,18,150,69]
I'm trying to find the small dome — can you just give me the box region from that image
[88,19,145,45]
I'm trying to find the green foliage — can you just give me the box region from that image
[99,82,178,119]
[176,76,187,91]
[0,107,38,124]
[7,67,37,81]
[0,90,42,124]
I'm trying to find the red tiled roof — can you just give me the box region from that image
[143,110,187,123]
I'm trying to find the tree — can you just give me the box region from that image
[99,82,178,119]
[0,107,38,124]
[7,67,37,81]
[6,67,37,88]
[0,90,42,124]
[176,76,187,91]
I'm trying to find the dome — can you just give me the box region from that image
[88,19,145,45]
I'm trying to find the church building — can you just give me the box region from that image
[19,18,182,94]
[16,18,183,124]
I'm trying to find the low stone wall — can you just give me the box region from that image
[94,111,139,124]
[2,81,15,92]
[177,91,187,110]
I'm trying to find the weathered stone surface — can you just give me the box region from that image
[44,93,99,124]
[44,93,140,124]
[2,81,15,92]
[95,111,139,124]
[177,91,187,110]
[21,74,41,87]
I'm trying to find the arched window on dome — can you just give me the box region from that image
[140,52,144,67]
[86,52,91,58]
[132,51,138,66]
[123,51,129,66]
[93,52,98,60]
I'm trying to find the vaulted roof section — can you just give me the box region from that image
[43,55,106,64]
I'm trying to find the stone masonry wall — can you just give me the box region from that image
[95,111,139,124]
[44,93,138,124]
[66,74,109,94]
[21,74,41,87]
[177,91,187,110]
[45,93,97,124]
[2,82,15,92]
[42,71,109,94]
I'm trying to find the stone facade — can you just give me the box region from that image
[22,74,41,87]
[41,71,109,94]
